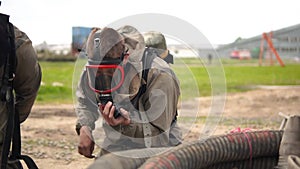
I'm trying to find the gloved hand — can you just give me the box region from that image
[78,126,95,158]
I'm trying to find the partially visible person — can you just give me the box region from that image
[208,53,212,64]
[75,26,182,158]
[0,21,42,168]
[143,31,174,64]
[143,30,182,139]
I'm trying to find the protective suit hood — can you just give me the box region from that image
[84,26,145,75]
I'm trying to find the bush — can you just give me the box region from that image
[37,50,76,62]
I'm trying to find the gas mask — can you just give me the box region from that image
[85,27,142,118]
[86,53,128,118]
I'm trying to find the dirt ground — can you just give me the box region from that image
[20,86,300,169]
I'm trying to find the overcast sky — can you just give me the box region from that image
[1,0,299,46]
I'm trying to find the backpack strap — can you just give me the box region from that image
[130,48,156,103]
[140,48,156,91]
[132,48,180,147]
[12,109,39,169]
[141,48,155,147]
[128,48,156,148]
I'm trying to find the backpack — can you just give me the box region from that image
[0,13,38,169]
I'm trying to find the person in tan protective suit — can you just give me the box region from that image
[143,31,174,64]
[75,25,182,158]
[0,24,42,168]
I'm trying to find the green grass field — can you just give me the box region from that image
[36,61,75,104]
[36,59,300,104]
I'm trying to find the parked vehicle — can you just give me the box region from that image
[230,49,251,59]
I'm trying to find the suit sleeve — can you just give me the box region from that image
[13,38,41,123]
[75,70,99,130]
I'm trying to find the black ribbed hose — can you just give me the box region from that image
[204,156,278,169]
[88,130,283,169]
[139,130,283,169]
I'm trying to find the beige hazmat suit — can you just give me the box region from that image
[75,25,182,155]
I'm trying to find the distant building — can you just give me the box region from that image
[168,44,198,58]
[35,24,300,61]
[35,42,70,55]
[217,23,300,59]
[168,44,217,58]
[230,49,251,60]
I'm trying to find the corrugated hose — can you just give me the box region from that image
[88,130,283,169]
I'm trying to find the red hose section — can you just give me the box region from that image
[230,127,253,167]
